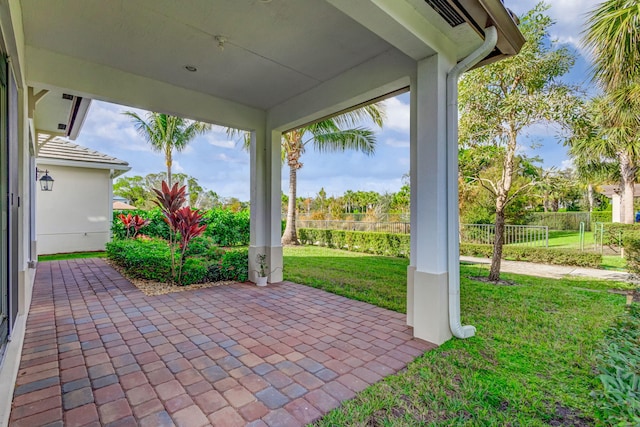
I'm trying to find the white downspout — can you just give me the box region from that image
[447,26,498,338]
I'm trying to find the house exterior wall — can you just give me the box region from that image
[612,194,621,223]
[36,164,112,255]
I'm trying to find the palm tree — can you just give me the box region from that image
[582,1,640,222]
[281,105,383,244]
[230,104,383,244]
[584,1,640,92]
[125,112,211,186]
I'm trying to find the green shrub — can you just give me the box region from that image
[298,228,410,257]
[113,208,250,246]
[180,257,209,286]
[460,243,602,268]
[106,238,172,281]
[112,208,169,240]
[592,304,640,426]
[184,236,225,260]
[203,209,250,246]
[601,223,640,250]
[591,211,611,224]
[107,237,248,284]
[220,248,249,282]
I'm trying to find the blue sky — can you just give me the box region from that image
[75,0,598,202]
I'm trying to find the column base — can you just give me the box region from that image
[413,270,452,345]
[249,245,283,283]
[406,265,416,327]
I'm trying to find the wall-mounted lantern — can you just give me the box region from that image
[36,168,54,191]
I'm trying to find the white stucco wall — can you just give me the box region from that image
[36,163,112,255]
[612,194,621,223]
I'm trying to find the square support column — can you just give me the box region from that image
[407,53,454,344]
[249,128,283,283]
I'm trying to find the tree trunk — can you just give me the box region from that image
[281,164,299,245]
[489,205,506,281]
[489,128,517,281]
[166,151,173,186]
[587,183,594,212]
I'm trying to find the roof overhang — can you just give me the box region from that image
[14,0,524,133]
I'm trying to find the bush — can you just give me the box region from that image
[460,243,602,268]
[601,223,640,250]
[591,211,611,224]
[203,209,250,246]
[220,248,249,282]
[298,228,410,258]
[113,207,250,246]
[623,233,640,276]
[592,304,640,426]
[106,238,249,284]
[106,238,172,281]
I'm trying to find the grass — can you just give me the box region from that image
[38,251,106,262]
[283,245,628,426]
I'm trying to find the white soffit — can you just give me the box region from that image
[21,0,395,110]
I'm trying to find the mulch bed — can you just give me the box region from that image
[105,259,236,296]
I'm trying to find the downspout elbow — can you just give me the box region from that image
[446,27,498,339]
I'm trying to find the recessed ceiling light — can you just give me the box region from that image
[184,65,197,72]
[259,0,272,3]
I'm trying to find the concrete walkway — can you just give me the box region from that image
[461,256,630,282]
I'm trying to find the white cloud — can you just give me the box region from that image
[385,138,409,148]
[173,161,185,173]
[382,97,410,132]
[560,159,574,170]
[507,0,600,52]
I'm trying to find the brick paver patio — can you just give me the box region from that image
[9,258,434,426]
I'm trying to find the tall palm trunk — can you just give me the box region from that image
[166,149,173,186]
[281,165,299,245]
[587,183,594,212]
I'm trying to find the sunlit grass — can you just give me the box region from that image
[283,245,626,426]
[38,251,106,262]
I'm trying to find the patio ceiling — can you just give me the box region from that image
[19,0,522,130]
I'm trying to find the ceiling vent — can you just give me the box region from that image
[57,123,67,130]
[424,0,465,27]
[62,93,74,100]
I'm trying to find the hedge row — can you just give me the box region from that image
[298,228,602,268]
[298,228,410,258]
[106,237,249,285]
[600,223,640,248]
[112,208,251,246]
[460,243,602,268]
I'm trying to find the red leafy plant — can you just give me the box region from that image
[118,213,150,238]
[153,181,207,284]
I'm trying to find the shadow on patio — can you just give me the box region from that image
[9,258,433,427]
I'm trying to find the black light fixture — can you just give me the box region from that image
[36,168,54,191]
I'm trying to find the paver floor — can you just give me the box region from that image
[9,259,433,426]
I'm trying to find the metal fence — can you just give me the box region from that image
[460,223,549,247]
[296,220,410,234]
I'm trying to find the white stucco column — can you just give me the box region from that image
[407,53,454,345]
[249,127,283,283]
[612,194,621,223]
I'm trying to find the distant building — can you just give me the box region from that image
[36,138,130,254]
[598,184,640,223]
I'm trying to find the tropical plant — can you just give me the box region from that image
[118,213,150,238]
[124,112,211,185]
[229,104,383,244]
[458,4,579,281]
[152,181,207,284]
[577,1,640,224]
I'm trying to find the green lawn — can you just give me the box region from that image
[38,251,106,262]
[283,245,627,426]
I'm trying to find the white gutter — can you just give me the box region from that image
[447,26,498,338]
